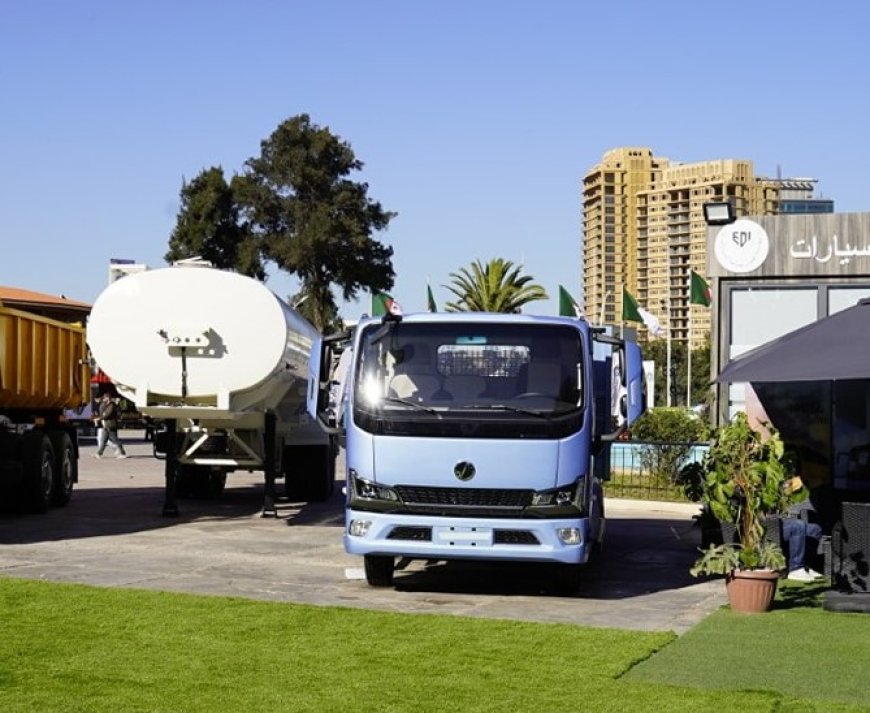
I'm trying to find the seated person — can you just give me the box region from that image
[388,344,440,402]
[781,475,825,582]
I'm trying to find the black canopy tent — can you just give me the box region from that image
[714,296,870,531]
[716,297,870,384]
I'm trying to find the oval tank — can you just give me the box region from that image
[87,266,318,415]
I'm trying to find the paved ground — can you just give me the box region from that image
[0,431,725,634]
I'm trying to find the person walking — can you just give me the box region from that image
[93,392,127,459]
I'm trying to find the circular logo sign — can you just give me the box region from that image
[714,219,770,273]
[453,461,476,482]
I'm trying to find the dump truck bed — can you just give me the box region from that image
[0,305,89,412]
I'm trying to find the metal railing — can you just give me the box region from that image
[604,440,708,502]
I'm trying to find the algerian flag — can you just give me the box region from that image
[558,285,583,318]
[690,270,712,307]
[426,283,437,312]
[372,292,402,317]
[622,286,665,338]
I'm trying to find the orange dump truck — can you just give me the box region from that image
[0,288,90,513]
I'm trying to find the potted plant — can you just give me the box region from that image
[687,412,789,613]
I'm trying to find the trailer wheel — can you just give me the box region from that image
[176,465,226,499]
[364,555,395,587]
[49,432,76,506]
[205,471,227,498]
[21,431,55,514]
[175,465,195,498]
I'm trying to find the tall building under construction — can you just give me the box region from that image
[581,147,831,348]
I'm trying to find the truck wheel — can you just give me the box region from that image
[552,564,583,595]
[364,555,395,587]
[49,432,76,506]
[21,431,55,513]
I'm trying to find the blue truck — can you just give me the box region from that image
[310,311,645,590]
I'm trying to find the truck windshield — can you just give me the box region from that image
[352,322,585,438]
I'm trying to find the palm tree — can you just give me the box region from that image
[444,258,548,313]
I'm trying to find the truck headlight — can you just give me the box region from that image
[557,528,582,545]
[351,471,399,502]
[531,476,584,507]
[348,519,372,537]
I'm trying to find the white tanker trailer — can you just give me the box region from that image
[87,263,336,516]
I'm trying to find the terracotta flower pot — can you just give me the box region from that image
[725,569,779,613]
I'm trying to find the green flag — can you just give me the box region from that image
[558,285,582,317]
[690,270,711,307]
[426,284,437,312]
[622,286,664,337]
[622,286,642,322]
[372,292,402,317]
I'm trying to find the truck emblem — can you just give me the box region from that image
[454,461,476,482]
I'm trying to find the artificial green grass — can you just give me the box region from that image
[0,575,859,713]
[627,583,870,710]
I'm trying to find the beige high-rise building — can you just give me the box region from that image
[582,148,779,349]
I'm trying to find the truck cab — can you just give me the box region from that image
[313,312,644,589]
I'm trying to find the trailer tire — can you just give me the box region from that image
[364,555,395,587]
[175,465,195,498]
[175,465,225,499]
[21,431,55,514]
[49,431,76,506]
[205,471,227,498]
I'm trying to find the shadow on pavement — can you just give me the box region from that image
[0,478,347,545]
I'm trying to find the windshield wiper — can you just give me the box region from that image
[381,396,441,416]
[461,403,550,419]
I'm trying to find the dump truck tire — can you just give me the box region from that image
[21,431,55,514]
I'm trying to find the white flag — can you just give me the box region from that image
[638,307,665,338]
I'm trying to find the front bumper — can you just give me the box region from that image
[344,509,594,564]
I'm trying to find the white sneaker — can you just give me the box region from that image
[117,454,128,459]
[93,453,102,459]
[787,568,825,582]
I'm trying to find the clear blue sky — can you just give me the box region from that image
[3,1,868,318]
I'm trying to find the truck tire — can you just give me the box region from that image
[283,444,335,502]
[552,563,583,595]
[49,431,76,506]
[21,431,55,514]
[364,555,395,587]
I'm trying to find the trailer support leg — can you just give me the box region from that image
[262,412,277,518]
[162,420,180,517]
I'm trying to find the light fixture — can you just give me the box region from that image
[702,201,736,226]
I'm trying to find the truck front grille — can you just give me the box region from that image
[493,530,540,545]
[387,526,432,541]
[395,486,534,509]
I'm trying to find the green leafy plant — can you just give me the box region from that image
[631,407,709,484]
[689,412,790,576]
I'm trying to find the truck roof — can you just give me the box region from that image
[0,286,91,323]
[356,312,589,328]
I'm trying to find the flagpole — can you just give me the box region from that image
[661,296,672,407]
[687,291,693,409]
[598,289,612,325]
[666,294,673,408]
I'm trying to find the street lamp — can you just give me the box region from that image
[702,201,737,226]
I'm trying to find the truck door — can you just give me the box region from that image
[307,330,350,433]
[621,340,645,426]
